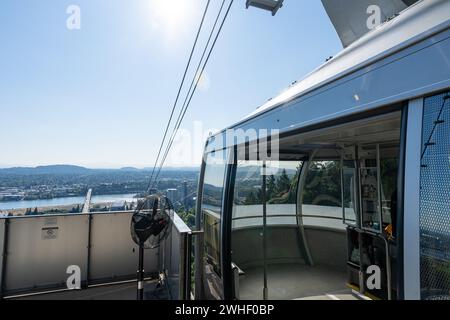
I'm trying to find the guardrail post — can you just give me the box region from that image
[194,231,204,300]
[1,219,9,299]
[179,232,187,300]
[137,245,145,300]
[186,232,192,300]
[85,213,93,289]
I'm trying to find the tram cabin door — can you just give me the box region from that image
[344,143,399,300]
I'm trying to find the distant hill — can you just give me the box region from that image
[120,167,139,171]
[0,165,91,175]
[148,167,199,172]
[0,165,199,175]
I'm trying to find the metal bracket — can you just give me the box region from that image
[246,0,284,16]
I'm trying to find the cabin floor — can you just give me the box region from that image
[239,263,359,300]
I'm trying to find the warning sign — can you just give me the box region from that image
[42,227,59,240]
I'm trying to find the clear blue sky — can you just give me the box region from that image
[0,0,342,168]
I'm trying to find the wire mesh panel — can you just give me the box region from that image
[419,91,450,300]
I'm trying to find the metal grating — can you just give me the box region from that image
[419,91,450,300]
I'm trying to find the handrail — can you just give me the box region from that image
[0,210,149,220]
[232,213,355,222]
[161,210,192,300]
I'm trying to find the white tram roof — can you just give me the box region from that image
[223,0,450,132]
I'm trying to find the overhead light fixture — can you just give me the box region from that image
[246,0,284,16]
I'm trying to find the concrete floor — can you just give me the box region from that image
[8,280,167,300]
[8,264,359,301]
[8,267,360,300]
[238,263,358,300]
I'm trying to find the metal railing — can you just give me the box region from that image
[159,213,192,300]
[0,210,191,299]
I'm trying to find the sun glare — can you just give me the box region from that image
[150,0,196,34]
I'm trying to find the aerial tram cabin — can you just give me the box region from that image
[194,0,450,300]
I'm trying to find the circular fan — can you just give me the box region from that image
[131,195,173,249]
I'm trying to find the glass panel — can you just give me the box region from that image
[231,160,264,300]
[342,159,358,226]
[379,144,399,237]
[231,160,304,300]
[202,151,228,278]
[302,159,343,228]
[265,161,301,226]
[359,145,382,233]
[265,161,303,300]
[299,155,349,298]
[420,92,450,300]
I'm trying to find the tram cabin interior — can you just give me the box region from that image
[201,111,403,300]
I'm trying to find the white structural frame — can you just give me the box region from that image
[403,98,424,300]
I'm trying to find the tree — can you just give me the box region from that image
[288,164,302,203]
[303,161,342,206]
[179,208,196,229]
[244,191,258,205]
[276,169,291,195]
[267,175,277,200]
[256,187,264,203]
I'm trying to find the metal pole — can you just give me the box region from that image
[355,145,365,294]
[262,161,268,300]
[376,143,392,300]
[137,245,145,300]
[382,236,392,300]
[341,153,346,223]
[376,144,383,233]
[296,151,317,266]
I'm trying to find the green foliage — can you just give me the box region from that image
[70,204,81,213]
[380,158,398,201]
[244,191,258,205]
[241,166,301,205]
[178,207,196,229]
[276,169,291,195]
[238,161,345,207]
[302,161,341,207]
[267,175,277,199]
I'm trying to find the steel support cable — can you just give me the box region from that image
[152,0,234,187]
[163,0,227,157]
[151,0,234,188]
[150,0,228,189]
[147,0,212,193]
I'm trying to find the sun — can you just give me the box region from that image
[150,0,196,34]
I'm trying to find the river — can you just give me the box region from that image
[0,193,138,211]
